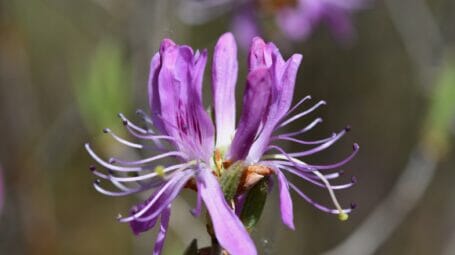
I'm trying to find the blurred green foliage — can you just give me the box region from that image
[423,54,455,157]
[73,39,132,135]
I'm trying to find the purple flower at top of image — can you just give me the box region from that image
[179,0,369,48]
[233,0,368,47]
[86,32,358,255]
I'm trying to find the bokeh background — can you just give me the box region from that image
[1,0,454,254]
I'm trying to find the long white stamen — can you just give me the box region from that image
[279,100,326,128]
[264,154,347,219]
[103,128,143,149]
[118,113,148,134]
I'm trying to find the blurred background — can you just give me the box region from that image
[0,0,454,254]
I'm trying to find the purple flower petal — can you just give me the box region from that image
[197,168,257,255]
[248,37,273,71]
[129,171,193,235]
[247,51,302,162]
[155,41,214,160]
[229,68,272,161]
[275,169,295,230]
[153,205,171,255]
[212,32,238,149]
[148,52,165,134]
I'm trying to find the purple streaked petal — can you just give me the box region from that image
[156,41,214,160]
[212,32,238,149]
[148,52,166,134]
[192,49,208,102]
[248,37,273,70]
[148,39,178,135]
[128,170,193,234]
[153,205,171,255]
[197,168,257,255]
[229,68,272,161]
[246,48,303,162]
[274,169,295,230]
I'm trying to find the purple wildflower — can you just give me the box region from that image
[275,0,366,42]
[178,0,368,48]
[86,33,358,254]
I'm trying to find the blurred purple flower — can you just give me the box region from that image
[179,0,368,48]
[278,0,366,41]
[86,32,358,254]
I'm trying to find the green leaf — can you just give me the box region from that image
[220,161,244,201]
[240,177,269,231]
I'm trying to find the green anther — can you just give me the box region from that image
[338,212,349,221]
[154,165,165,177]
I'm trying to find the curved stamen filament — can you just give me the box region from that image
[276,164,354,190]
[103,128,143,149]
[86,143,144,172]
[283,95,312,120]
[272,132,336,145]
[108,162,193,183]
[282,155,349,219]
[136,109,155,128]
[262,153,352,218]
[264,160,344,179]
[276,117,323,137]
[119,171,193,222]
[310,143,360,170]
[109,151,187,166]
[93,179,155,197]
[287,128,347,157]
[279,100,326,128]
[289,182,352,215]
[313,170,348,219]
[118,113,148,134]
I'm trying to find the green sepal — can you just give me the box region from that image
[220,161,244,201]
[240,177,269,231]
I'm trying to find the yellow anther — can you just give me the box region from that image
[338,212,349,221]
[154,165,165,177]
